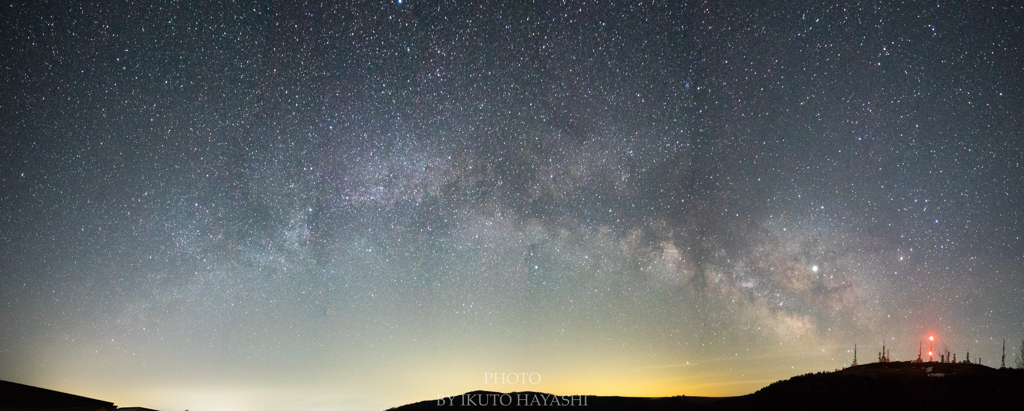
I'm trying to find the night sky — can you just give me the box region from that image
[2,1,1023,410]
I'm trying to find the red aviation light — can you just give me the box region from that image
[929,336,934,342]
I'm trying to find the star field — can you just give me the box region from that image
[2,1,1023,410]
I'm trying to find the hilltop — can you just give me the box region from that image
[724,362,1023,410]
[388,363,1024,410]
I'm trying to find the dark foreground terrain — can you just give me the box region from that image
[0,379,117,411]
[388,362,1024,411]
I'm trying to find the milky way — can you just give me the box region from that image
[2,2,1023,410]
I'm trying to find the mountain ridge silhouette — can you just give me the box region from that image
[387,362,1024,410]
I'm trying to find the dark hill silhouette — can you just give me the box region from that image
[0,379,116,411]
[390,390,725,411]
[388,363,1024,410]
[719,362,1024,410]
